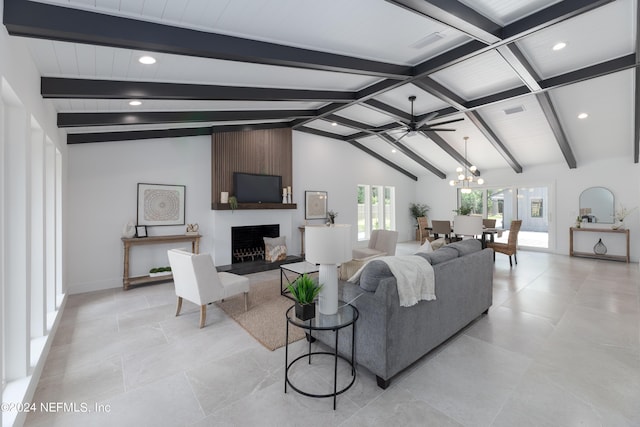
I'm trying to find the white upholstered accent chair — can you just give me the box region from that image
[340,230,398,281]
[167,249,250,328]
[351,229,398,259]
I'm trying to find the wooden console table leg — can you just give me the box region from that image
[123,242,130,290]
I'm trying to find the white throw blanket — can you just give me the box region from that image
[348,256,436,307]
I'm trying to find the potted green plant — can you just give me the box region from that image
[409,203,430,224]
[228,195,238,211]
[287,273,322,321]
[453,206,472,215]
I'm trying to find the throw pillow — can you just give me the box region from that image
[264,236,287,262]
[415,240,434,254]
[359,260,393,292]
[447,239,481,256]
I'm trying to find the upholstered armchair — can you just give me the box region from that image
[340,230,398,281]
[167,249,250,328]
[486,220,522,267]
[352,229,398,259]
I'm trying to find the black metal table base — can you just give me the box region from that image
[284,304,358,410]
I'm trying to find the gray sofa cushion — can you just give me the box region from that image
[419,246,459,265]
[447,239,482,256]
[359,260,393,292]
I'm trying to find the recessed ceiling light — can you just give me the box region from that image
[552,42,566,51]
[139,55,156,65]
[391,149,397,153]
[129,100,142,106]
[577,112,589,119]
[331,122,338,126]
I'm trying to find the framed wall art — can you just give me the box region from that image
[137,183,186,226]
[305,191,328,220]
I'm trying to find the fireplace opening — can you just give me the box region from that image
[231,224,279,264]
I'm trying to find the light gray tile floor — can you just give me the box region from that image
[25,244,640,426]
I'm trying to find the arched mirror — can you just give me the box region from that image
[579,187,614,224]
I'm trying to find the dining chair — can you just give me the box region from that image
[416,216,431,244]
[486,220,522,267]
[168,248,250,328]
[482,218,496,229]
[431,220,452,242]
[453,215,483,239]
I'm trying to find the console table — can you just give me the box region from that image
[569,227,629,263]
[122,234,201,290]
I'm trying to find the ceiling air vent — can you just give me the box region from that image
[503,105,525,115]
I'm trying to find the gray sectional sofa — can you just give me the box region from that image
[315,239,493,389]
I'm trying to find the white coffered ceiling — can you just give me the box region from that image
[3,0,638,181]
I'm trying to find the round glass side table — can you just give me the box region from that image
[284,302,359,410]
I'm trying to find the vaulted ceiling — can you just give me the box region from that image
[3,0,639,181]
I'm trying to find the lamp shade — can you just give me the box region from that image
[305,224,352,265]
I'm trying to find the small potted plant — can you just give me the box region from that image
[287,273,322,321]
[327,210,338,225]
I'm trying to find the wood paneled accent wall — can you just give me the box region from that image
[211,127,293,209]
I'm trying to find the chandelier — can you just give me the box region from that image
[449,136,484,194]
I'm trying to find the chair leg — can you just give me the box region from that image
[244,292,249,312]
[492,251,495,262]
[175,297,183,317]
[509,255,513,267]
[514,253,518,265]
[199,305,206,328]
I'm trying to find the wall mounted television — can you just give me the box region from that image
[233,172,282,203]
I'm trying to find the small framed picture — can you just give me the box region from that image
[305,191,328,220]
[135,225,148,238]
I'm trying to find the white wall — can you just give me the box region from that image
[416,158,640,262]
[66,130,418,294]
[67,136,213,293]
[292,131,418,249]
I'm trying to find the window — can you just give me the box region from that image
[357,184,395,241]
[531,198,543,217]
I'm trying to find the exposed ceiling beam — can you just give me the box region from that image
[41,78,356,102]
[385,0,501,44]
[501,0,615,41]
[323,115,442,177]
[421,131,480,176]
[361,99,413,123]
[293,0,614,130]
[378,133,447,179]
[496,45,542,91]
[412,77,466,111]
[536,93,577,169]
[539,54,636,90]
[67,127,213,144]
[324,115,401,134]
[497,44,577,169]
[3,0,410,79]
[58,110,315,127]
[295,126,417,180]
[465,111,523,173]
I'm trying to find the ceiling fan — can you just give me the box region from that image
[384,95,463,143]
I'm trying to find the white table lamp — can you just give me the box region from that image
[305,224,352,315]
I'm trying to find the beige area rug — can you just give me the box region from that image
[216,278,305,351]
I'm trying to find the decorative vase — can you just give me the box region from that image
[593,238,607,255]
[122,221,136,238]
[295,302,315,321]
